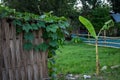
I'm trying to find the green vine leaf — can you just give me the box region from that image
[46,24,58,33]
[22,23,32,32]
[59,21,69,28]
[24,32,34,41]
[36,43,49,51]
[23,42,33,51]
[24,16,30,21]
[31,23,38,30]
[49,40,58,47]
[37,21,46,28]
[48,33,58,40]
[13,20,22,26]
[59,22,66,29]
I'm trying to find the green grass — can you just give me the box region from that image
[55,42,120,75]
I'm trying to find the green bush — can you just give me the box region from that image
[71,36,83,43]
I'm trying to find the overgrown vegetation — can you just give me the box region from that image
[56,42,120,79]
[0,5,69,79]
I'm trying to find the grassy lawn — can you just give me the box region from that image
[55,42,120,79]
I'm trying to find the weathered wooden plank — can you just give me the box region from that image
[38,30,44,79]
[33,64,38,80]
[30,50,34,65]
[3,20,11,80]
[41,51,49,78]
[19,33,27,80]
[1,19,9,79]
[2,70,7,80]
[16,39,21,67]
[27,65,33,80]
[38,29,43,41]
[10,40,15,68]
[9,69,14,80]
[15,39,21,80]
[0,20,3,80]
[9,23,17,80]
[34,38,42,79]
[21,67,25,80]
[22,33,29,80]
[11,23,16,68]
[9,23,16,73]
[15,69,19,80]
[4,19,11,69]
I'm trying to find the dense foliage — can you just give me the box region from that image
[0,5,69,79]
[2,0,80,32]
[2,0,78,19]
[85,6,111,33]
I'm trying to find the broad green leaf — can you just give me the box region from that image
[48,33,58,40]
[24,32,34,41]
[34,45,39,52]
[102,20,114,30]
[63,30,69,35]
[59,21,69,29]
[23,15,30,21]
[63,21,69,27]
[102,24,108,30]
[49,40,58,47]
[22,23,32,32]
[59,22,66,29]
[37,43,49,51]
[105,20,114,25]
[13,20,22,26]
[23,42,33,51]
[44,17,54,23]
[46,24,58,33]
[79,16,97,39]
[31,23,38,30]
[36,21,45,28]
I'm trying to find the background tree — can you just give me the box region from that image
[107,0,120,36]
[87,6,111,33]
[78,0,111,33]
[2,0,77,16]
[107,0,120,13]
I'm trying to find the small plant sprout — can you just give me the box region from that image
[79,16,114,75]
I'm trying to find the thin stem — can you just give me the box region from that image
[97,28,103,37]
[37,5,41,15]
[96,39,99,76]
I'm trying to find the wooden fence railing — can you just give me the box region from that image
[0,19,49,80]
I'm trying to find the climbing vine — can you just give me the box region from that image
[0,6,69,79]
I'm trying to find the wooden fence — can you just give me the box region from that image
[0,19,49,80]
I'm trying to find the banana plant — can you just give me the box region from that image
[79,16,114,75]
